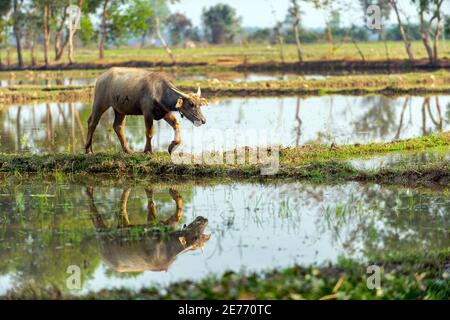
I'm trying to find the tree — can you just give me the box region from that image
[52,0,87,62]
[79,15,96,46]
[274,21,285,63]
[288,0,303,62]
[11,0,26,67]
[248,28,272,43]
[123,0,154,39]
[0,1,12,66]
[24,3,41,66]
[43,0,50,65]
[167,13,192,46]
[29,0,50,65]
[137,0,171,48]
[412,0,445,65]
[99,0,109,59]
[202,4,241,44]
[445,14,450,36]
[389,0,415,61]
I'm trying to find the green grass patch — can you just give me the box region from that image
[0,133,448,186]
[1,69,450,103]
[4,247,448,300]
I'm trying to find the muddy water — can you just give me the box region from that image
[0,95,448,154]
[0,179,447,294]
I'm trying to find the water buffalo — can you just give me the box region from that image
[85,186,211,272]
[85,67,208,155]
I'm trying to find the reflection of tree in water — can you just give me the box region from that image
[0,102,145,154]
[446,102,450,123]
[293,97,302,146]
[0,183,100,291]
[355,96,446,142]
[354,96,399,141]
[0,182,196,291]
[320,184,450,259]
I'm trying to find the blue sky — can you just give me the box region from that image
[170,0,449,29]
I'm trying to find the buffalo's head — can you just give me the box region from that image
[174,87,207,127]
[178,216,211,250]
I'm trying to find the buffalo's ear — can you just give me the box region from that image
[175,98,183,109]
[197,87,201,97]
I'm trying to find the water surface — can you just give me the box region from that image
[0,179,448,294]
[0,95,448,154]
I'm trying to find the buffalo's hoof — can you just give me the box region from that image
[143,150,153,155]
[124,149,134,154]
[168,141,180,154]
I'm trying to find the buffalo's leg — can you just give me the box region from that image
[164,188,183,228]
[85,186,107,229]
[85,105,108,154]
[145,188,157,223]
[117,188,131,228]
[143,112,154,154]
[113,110,132,154]
[164,112,180,154]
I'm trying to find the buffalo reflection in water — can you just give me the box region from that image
[85,187,210,272]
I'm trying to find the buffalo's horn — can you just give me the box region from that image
[170,86,190,99]
[197,87,201,97]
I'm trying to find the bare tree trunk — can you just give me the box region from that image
[383,38,390,61]
[432,1,444,64]
[325,24,335,57]
[30,37,36,66]
[293,23,303,62]
[155,16,176,65]
[274,22,284,63]
[13,25,23,67]
[290,0,303,62]
[389,0,414,61]
[6,46,10,66]
[351,38,366,62]
[13,0,23,68]
[68,30,74,64]
[54,4,69,61]
[140,33,147,48]
[43,1,50,66]
[99,0,109,59]
[420,9,435,65]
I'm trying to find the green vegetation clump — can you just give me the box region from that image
[0,133,448,187]
[1,70,450,103]
[3,248,449,300]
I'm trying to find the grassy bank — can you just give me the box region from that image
[1,42,450,68]
[0,133,448,186]
[3,248,449,300]
[1,70,450,104]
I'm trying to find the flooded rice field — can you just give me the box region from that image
[0,72,327,87]
[0,95,448,154]
[0,78,97,87]
[0,179,448,294]
[349,150,450,170]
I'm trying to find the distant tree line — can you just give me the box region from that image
[0,0,447,67]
